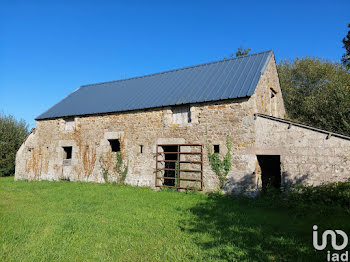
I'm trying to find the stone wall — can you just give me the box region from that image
[15,99,255,192]
[15,54,288,192]
[254,116,350,187]
[250,55,285,118]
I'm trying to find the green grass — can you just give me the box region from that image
[1,177,349,261]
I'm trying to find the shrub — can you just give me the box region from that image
[0,113,28,176]
[256,181,350,215]
[290,181,350,208]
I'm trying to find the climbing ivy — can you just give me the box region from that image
[99,151,128,184]
[99,157,109,183]
[115,151,129,184]
[206,135,232,189]
[174,161,179,188]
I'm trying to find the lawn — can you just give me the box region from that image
[1,177,349,261]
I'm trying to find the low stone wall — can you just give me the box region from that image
[254,116,350,186]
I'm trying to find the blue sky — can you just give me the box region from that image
[1,0,349,128]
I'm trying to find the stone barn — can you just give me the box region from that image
[15,50,350,193]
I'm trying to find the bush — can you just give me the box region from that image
[0,113,29,176]
[255,181,350,215]
[290,181,350,208]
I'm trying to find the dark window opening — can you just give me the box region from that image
[270,88,277,98]
[162,145,178,187]
[108,139,120,152]
[63,146,72,159]
[257,155,281,191]
[214,145,220,153]
[140,145,143,153]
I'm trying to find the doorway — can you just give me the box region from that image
[162,145,178,186]
[257,155,281,190]
[155,144,203,190]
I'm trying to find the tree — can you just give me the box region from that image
[234,47,251,57]
[278,57,350,136]
[342,23,350,70]
[0,113,29,176]
[226,47,251,59]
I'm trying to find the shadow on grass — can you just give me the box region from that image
[181,193,318,261]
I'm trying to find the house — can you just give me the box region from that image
[15,51,350,193]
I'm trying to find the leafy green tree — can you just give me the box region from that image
[0,113,29,176]
[234,47,251,57]
[225,47,251,59]
[342,23,350,70]
[278,57,350,136]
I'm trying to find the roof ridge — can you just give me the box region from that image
[81,50,273,88]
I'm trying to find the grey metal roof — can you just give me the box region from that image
[36,50,273,120]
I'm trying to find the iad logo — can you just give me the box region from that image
[313,225,349,261]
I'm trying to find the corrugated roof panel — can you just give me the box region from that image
[245,55,267,96]
[237,55,259,97]
[217,57,243,100]
[36,50,273,120]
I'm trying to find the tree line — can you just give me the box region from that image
[237,23,350,136]
[279,24,349,135]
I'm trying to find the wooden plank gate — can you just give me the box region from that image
[155,144,203,191]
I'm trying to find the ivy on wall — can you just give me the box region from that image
[206,135,232,189]
[116,151,129,184]
[99,151,128,184]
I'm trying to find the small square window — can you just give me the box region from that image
[108,139,120,152]
[64,117,75,131]
[63,146,72,159]
[214,145,220,153]
[172,106,191,124]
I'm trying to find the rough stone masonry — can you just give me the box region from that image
[15,52,350,193]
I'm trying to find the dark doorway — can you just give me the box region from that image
[257,155,281,190]
[162,145,178,187]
